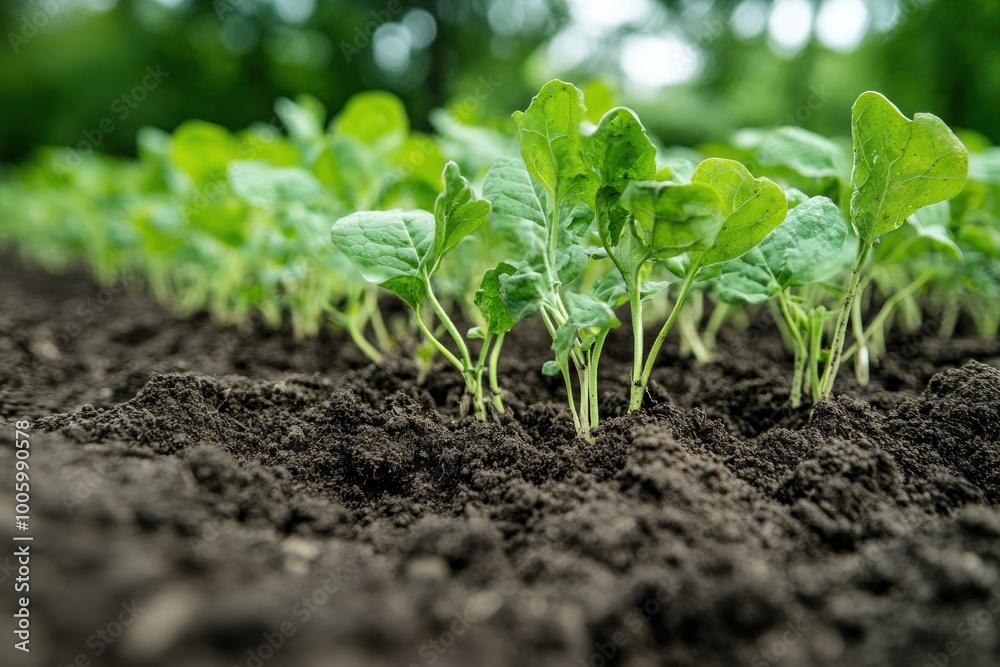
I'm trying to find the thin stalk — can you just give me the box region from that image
[851,296,870,386]
[677,304,713,363]
[628,289,644,411]
[808,309,826,404]
[366,286,394,352]
[489,333,506,415]
[820,243,871,399]
[631,266,701,411]
[777,291,808,409]
[561,362,583,436]
[588,328,611,432]
[703,301,730,354]
[842,271,934,363]
[331,310,384,364]
[425,280,473,370]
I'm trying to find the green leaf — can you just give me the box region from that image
[329,209,433,306]
[751,126,846,180]
[499,269,545,320]
[333,91,409,150]
[551,292,620,354]
[850,91,969,244]
[586,107,657,247]
[513,80,597,208]
[619,181,725,260]
[713,248,777,305]
[906,201,962,260]
[542,360,561,376]
[430,161,490,266]
[476,262,518,333]
[591,271,669,308]
[483,158,547,226]
[228,160,325,208]
[170,120,239,188]
[690,158,787,267]
[760,195,849,287]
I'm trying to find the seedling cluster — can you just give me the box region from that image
[2,81,998,441]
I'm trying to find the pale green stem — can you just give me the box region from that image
[589,327,611,432]
[632,265,701,411]
[777,291,807,409]
[820,243,870,399]
[489,333,506,415]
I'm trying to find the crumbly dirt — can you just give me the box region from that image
[1,256,999,667]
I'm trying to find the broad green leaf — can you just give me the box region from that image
[334,91,409,150]
[620,181,725,260]
[313,136,377,209]
[483,158,547,226]
[750,126,846,180]
[430,161,490,266]
[475,262,518,334]
[713,248,777,305]
[330,209,433,306]
[713,196,848,302]
[388,134,447,200]
[170,120,239,188]
[542,360,561,376]
[690,158,787,267]
[760,195,848,287]
[513,80,597,207]
[499,269,545,320]
[586,107,657,247]
[228,160,325,208]
[850,91,969,244]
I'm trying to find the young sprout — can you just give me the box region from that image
[818,91,968,399]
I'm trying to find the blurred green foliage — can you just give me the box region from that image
[2,0,999,162]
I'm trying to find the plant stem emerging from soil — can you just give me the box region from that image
[630,265,701,412]
[820,243,871,399]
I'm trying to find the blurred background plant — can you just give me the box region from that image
[3,0,999,164]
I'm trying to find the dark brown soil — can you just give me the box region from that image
[2,255,1000,667]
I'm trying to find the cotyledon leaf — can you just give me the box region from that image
[850,91,968,244]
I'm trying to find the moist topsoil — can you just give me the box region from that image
[1,256,999,667]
